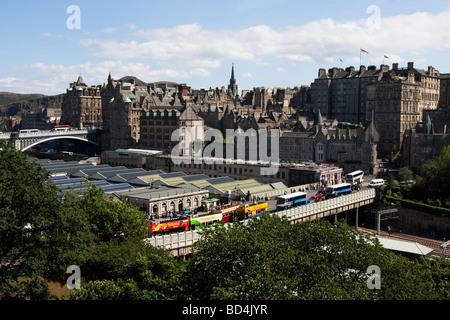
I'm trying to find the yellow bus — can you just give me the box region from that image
[236,201,268,219]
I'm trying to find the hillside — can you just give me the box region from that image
[0,93,65,118]
[0,92,47,106]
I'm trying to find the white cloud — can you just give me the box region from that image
[42,32,63,38]
[101,27,119,33]
[78,10,450,69]
[242,73,254,78]
[277,67,286,73]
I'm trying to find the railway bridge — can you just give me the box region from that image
[145,188,377,258]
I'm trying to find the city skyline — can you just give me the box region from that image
[1,0,450,95]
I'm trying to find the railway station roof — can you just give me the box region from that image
[376,236,434,259]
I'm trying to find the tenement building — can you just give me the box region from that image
[101,74,161,150]
[61,75,102,129]
[366,62,440,157]
[311,64,389,124]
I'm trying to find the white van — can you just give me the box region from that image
[368,179,385,187]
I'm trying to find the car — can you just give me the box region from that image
[368,179,385,187]
[309,194,325,202]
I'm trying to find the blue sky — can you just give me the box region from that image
[1,0,450,94]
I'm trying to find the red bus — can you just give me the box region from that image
[53,125,71,132]
[211,204,240,223]
[149,216,190,236]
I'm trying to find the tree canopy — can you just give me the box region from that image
[182,214,439,300]
[1,140,449,301]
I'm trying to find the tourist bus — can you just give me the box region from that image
[211,204,240,223]
[190,212,223,230]
[149,216,190,235]
[236,201,268,219]
[346,170,364,186]
[325,183,352,199]
[276,192,313,211]
[53,125,71,132]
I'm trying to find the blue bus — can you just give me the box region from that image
[276,192,313,211]
[325,183,352,199]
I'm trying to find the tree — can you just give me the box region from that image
[397,166,413,184]
[0,141,88,298]
[419,145,450,200]
[182,214,437,300]
[0,141,154,298]
[69,238,185,300]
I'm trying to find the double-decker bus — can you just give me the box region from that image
[53,125,71,132]
[150,216,190,235]
[325,183,352,199]
[346,170,364,186]
[190,212,223,230]
[236,201,268,219]
[211,204,240,223]
[276,192,313,211]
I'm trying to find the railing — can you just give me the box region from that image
[144,229,202,250]
[273,188,375,221]
[0,133,11,140]
[18,129,89,138]
[145,188,376,251]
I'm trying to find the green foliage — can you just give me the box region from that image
[2,140,449,301]
[182,215,437,300]
[0,140,74,295]
[417,145,450,200]
[397,166,413,183]
[384,195,450,217]
[70,238,185,300]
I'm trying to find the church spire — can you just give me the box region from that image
[228,63,238,98]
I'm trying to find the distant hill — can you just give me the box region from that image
[0,92,47,106]
[0,93,65,118]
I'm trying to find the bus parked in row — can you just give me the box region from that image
[276,192,313,211]
[325,183,352,199]
[236,201,268,219]
[346,170,364,187]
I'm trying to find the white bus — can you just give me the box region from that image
[346,170,364,186]
[276,192,313,211]
[325,183,352,199]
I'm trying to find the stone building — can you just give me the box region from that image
[366,62,440,157]
[100,74,159,150]
[279,110,379,175]
[139,104,204,155]
[61,75,102,129]
[401,114,450,169]
[439,73,450,108]
[115,184,208,217]
[311,65,389,124]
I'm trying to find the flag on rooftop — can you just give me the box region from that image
[384,55,389,59]
[361,48,369,54]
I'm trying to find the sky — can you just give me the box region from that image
[1,0,450,95]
